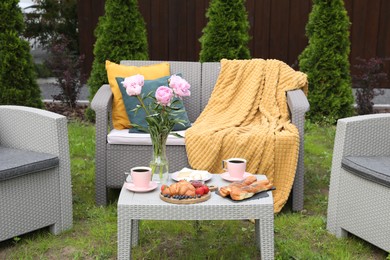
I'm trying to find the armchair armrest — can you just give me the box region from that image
[91,84,113,148]
[0,105,69,157]
[287,89,310,121]
[91,84,113,205]
[333,114,390,158]
[286,89,309,211]
[91,84,113,134]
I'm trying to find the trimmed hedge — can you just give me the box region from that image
[87,0,149,101]
[199,0,251,62]
[299,0,354,123]
[0,0,43,108]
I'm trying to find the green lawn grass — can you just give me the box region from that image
[0,121,389,259]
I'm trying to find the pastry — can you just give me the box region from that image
[219,176,273,200]
[161,180,196,197]
[219,175,256,196]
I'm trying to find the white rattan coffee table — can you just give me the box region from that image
[117,174,274,259]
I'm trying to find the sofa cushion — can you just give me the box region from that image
[107,129,186,145]
[116,75,192,132]
[0,146,59,181]
[342,156,390,188]
[106,60,171,130]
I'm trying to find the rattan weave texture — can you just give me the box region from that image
[117,175,274,259]
[327,114,390,252]
[91,61,309,211]
[0,106,72,242]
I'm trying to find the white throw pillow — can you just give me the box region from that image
[107,129,186,145]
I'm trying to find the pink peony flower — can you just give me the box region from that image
[169,75,191,98]
[155,86,173,106]
[122,74,144,96]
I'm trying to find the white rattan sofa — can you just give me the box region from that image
[327,113,390,252]
[0,106,73,242]
[91,60,310,210]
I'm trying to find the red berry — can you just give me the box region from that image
[161,184,167,192]
[202,185,209,194]
[195,187,205,196]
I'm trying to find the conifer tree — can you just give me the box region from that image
[0,0,43,108]
[199,0,251,62]
[24,0,79,55]
[299,0,354,123]
[87,0,149,100]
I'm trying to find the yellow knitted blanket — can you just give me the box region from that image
[185,59,308,213]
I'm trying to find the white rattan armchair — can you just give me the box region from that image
[0,106,73,242]
[327,113,390,252]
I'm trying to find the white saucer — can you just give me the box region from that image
[124,181,158,192]
[220,172,253,182]
[171,170,212,182]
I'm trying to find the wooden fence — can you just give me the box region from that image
[78,0,390,87]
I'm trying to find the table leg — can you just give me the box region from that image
[256,215,274,260]
[255,219,260,249]
[118,207,132,260]
[131,220,139,246]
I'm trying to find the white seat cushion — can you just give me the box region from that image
[107,129,186,145]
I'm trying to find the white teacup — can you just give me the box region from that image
[129,166,152,188]
[222,158,247,178]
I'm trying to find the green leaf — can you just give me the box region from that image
[170,132,184,138]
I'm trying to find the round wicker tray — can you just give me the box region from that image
[159,192,211,204]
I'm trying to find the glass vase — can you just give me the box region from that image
[149,132,169,185]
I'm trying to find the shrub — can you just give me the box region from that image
[299,0,354,123]
[34,63,52,78]
[199,0,251,62]
[353,57,388,115]
[0,0,43,108]
[23,0,79,55]
[87,0,149,102]
[45,35,86,109]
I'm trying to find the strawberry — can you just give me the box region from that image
[195,187,205,196]
[160,184,167,192]
[202,185,209,194]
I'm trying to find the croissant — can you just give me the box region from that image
[219,176,273,200]
[161,180,196,197]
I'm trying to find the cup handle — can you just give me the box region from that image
[222,160,227,171]
[124,172,131,183]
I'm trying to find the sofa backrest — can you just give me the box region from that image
[120,60,221,122]
[201,62,221,110]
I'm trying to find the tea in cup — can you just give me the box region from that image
[130,166,152,188]
[222,158,247,178]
